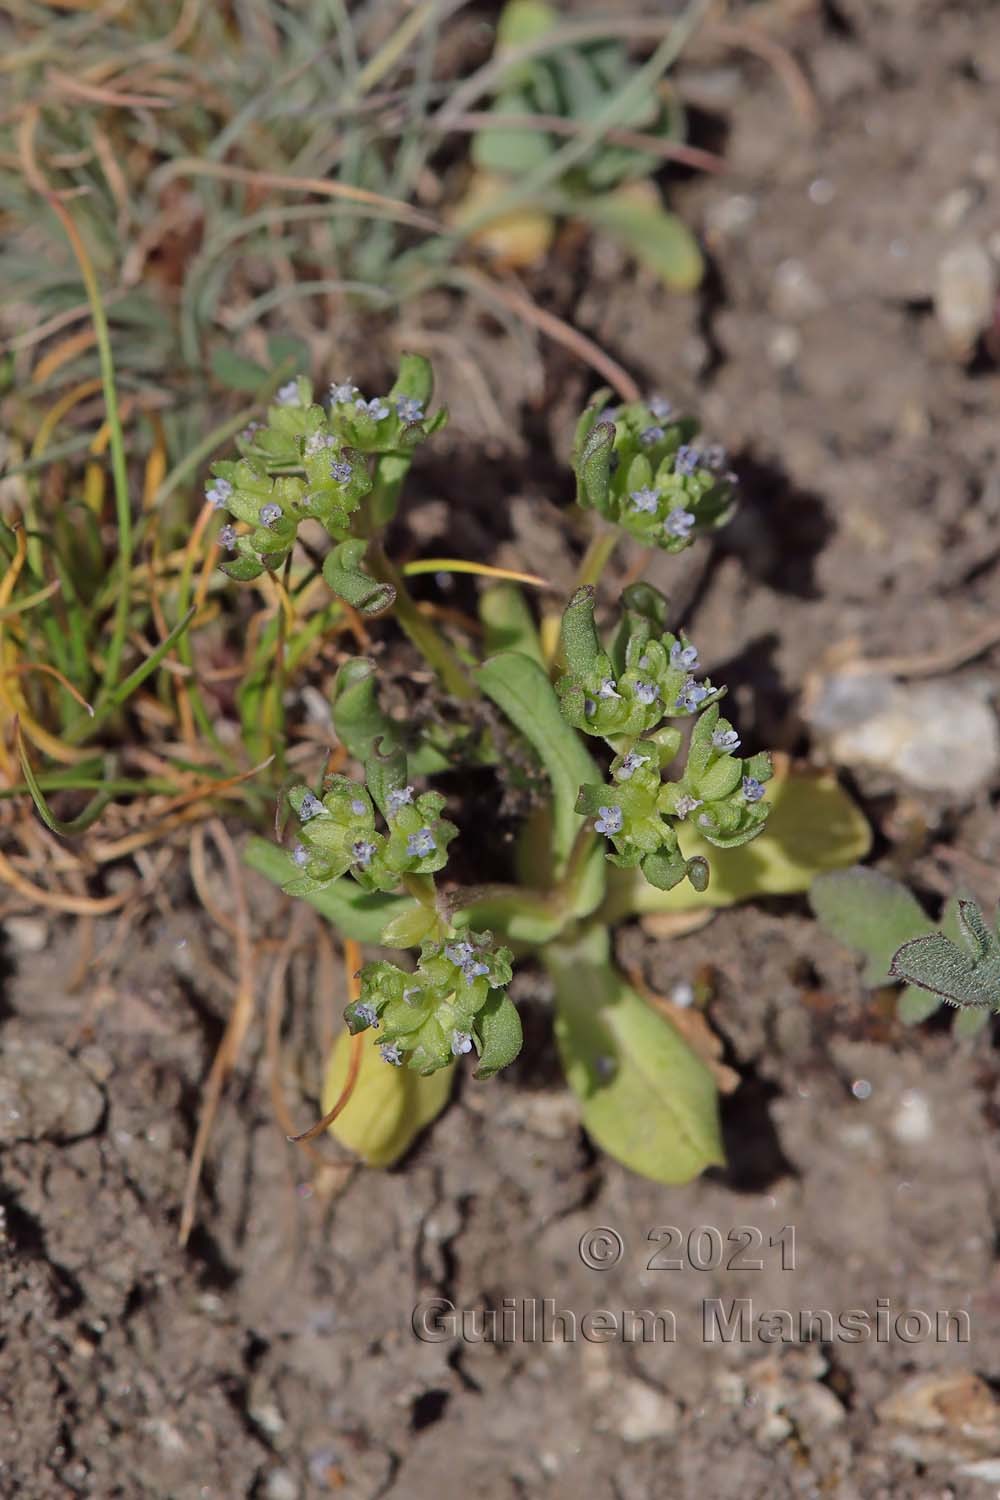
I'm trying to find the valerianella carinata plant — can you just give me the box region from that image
[212,357,866,1183]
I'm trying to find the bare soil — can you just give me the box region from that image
[3,2,1000,1497]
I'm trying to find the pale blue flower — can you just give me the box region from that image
[329,379,358,404]
[387,786,414,816]
[674,445,701,476]
[206,478,232,509]
[742,776,765,803]
[407,828,436,858]
[299,792,324,820]
[640,425,665,447]
[649,394,673,421]
[634,680,659,706]
[350,797,367,816]
[276,381,301,406]
[713,728,741,752]
[356,396,389,421]
[218,524,237,550]
[616,750,649,781]
[629,487,660,514]
[380,1043,403,1065]
[259,502,282,528]
[665,508,695,539]
[352,840,377,869]
[670,641,699,671]
[330,459,353,484]
[595,805,623,836]
[292,844,309,867]
[356,1002,379,1028]
[598,677,621,700]
[396,396,425,423]
[451,1031,473,1056]
[675,678,710,712]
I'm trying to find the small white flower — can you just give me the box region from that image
[352,840,377,869]
[598,677,621,700]
[292,843,309,867]
[299,792,324,820]
[387,786,414,816]
[304,431,335,456]
[670,640,699,671]
[380,1043,403,1065]
[329,379,358,404]
[634,680,659,706]
[451,1031,473,1056]
[356,1002,379,1028]
[276,381,301,406]
[674,793,703,819]
[350,797,367,816]
[445,942,474,966]
[649,394,673,421]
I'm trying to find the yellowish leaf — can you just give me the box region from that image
[322,1029,453,1168]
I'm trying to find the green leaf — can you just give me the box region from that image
[577,188,703,291]
[211,347,269,392]
[810,868,933,984]
[480,582,545,666]
[476,650,600,874]
[546,925,723,1183]
[322,540,395,614]
[897,985,941,1025]
[331,657,400,761]
[244,836,414,943]
[474,992,524,1079]
[220,554,266,582]
[322,1030,453,1167]
[602,768,871,922]
[379,903,447,948]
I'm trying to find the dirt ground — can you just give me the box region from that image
[3,2,1000,1496]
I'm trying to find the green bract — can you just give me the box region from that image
[206,359,445,594]
[571,390,736,551]
[345,933,519,1077]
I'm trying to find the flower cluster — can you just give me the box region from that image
[204,358,442,582]
[345,932,519,1076]
[561,584,772,891]
[572,390,736,552]
[285,775,457,896]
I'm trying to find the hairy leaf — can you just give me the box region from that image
[474,992,524,1079]
[890,933,1000,1011]
[810,868,933,984]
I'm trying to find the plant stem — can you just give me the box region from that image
[574,527,619,591]
[367,544,476,700]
